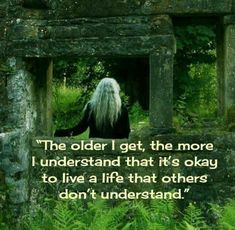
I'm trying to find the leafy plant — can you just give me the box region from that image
[14,198,235,230]
[174,25,217,125]
[180,203,210,229]
[15,199,176,230]
[52,84,82,129]
[53,202,83,230]
[129,102,148,130]
[217,200,235,230]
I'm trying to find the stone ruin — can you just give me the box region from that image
[1,0,235,217]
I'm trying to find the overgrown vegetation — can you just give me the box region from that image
[173,25,217,129]
[14,24,230,230]
[5,198,233,230]
[52,25,218,133]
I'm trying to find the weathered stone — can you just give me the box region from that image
[149,45,175,132]
[6,178,29,204]
[4,15,173,57]
[3,1,234,20]
[0,57,53,220]
[22,0,49,9]
[216,19,225,116]
[17,0,233,18]
[233,0,235,12]
[223,20,235,123]
[1,0,235,222]
[0,3,7,18]
[8,35,174,57]
[7,16,173,39]
[0,70,8,128]
[0,130,29,205]
[224,15,235,24]
[6,58,36,129]
[32,58,53,136]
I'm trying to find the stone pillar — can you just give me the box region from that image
[149,39,175,133]
[0,57,37,218]
[0,60,8,129]
[223,15,235,125]
[33,58,53,136]
[216,19,225,116]
[0,57,53,220]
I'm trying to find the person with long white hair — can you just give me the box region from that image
[55,78,130,138]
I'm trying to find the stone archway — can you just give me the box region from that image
[1,0,235,219]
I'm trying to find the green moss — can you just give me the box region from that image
[226,105,235,124]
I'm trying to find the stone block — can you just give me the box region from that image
[6,178,29,204]
[8,35,174,57]
[28,0,233,18]
[0,3,7,18]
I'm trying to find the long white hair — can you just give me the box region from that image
[89,78,122,129]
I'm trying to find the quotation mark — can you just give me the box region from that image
[36,140,42,144]
[184,188,190,193]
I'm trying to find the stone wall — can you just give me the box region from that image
[12,0,234,17]
[0,58,37,216]
[0,58,52,218]
[1,0,235,222]
[0,62,8,129]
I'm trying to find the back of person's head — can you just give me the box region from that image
[90,78,122,129]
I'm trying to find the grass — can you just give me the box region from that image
[53,84,84,130]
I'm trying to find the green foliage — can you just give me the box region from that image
[53,202,83,230]
[175,25,216,65]
[218,200,235,230]
[52,24,218,130]
[53,58,109,88]
[149,199,177,229]
[187,62,217,115]
[129,102,148,130]
[12,198,235,230]
[52,26,218,131]
[18,199,128,230]
[173,25,217,125]
[14,198,199,230]
[53,58,116,136]
[0,184,13,229]
[53,84,82,129]
[53,57,110,110]
[53,84,148,135]
[180,203,210,230]
[0,61,14,77]
[173,62,217,129]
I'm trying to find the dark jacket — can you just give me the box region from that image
[55,103,130,139]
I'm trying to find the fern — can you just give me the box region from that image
[18,197,235,230]
[16,200,57,230]
[122,222,133,230]
[88,200,129,230]
[218,200,235,230]
[148,223,170,230]
[84,198,109,229]
[53,202,82,230]
[148,199,178,230]
[121,200,177,230]
[181,203,209,230]
[128,201,152,230]
[183,222,199,230]
[105,201,129,229]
